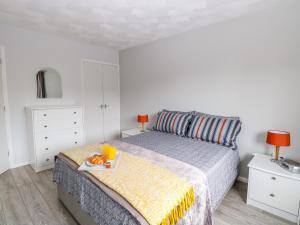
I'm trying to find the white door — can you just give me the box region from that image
[0,61,9,174]
[83,61,104,144]
[102,64,120,141]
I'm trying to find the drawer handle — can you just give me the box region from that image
[43,114,47,117]
[44,137,48,139]
[45,148,49,150]
[74,122,77,124]
[271,177,276,180]
[74,132,78,134]
[269,193,275,197]
[73,112,77,114]
[46,158,50,162]
[44,125,48,128]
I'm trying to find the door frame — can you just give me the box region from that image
[0,46,13,168]
[80,59,120,143]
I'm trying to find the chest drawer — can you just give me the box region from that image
[36,152,56,168]
[34,108,82,122]
[35,129,83,154]
[248,168,300,215]
[34,118,82,131]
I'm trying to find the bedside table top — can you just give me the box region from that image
[122,128,150,136]
[248,154,300,181]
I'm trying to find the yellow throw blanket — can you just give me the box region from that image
[62,144,195,225]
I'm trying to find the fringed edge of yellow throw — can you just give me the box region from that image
[159,186,195,225]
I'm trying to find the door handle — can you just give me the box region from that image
[99,104,109,109]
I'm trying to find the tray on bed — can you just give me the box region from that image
[78,151,121,171]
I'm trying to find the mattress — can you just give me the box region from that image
[122,131,240,210]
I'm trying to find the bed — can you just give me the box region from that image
[54,130,239,225]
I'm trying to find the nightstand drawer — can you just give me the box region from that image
[249,168,300,215]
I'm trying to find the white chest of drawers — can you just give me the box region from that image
[247,154,300,224]
[26,105,84,172]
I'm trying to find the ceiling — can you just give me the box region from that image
[0,0,277,50]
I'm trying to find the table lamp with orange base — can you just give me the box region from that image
[137,114,148,132]
[266,130,290,162]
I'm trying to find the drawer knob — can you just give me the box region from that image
[269,193,275,197]
[271,177,276,180]
[74,132,78,134]
[44,125,47,128]
[75,141,78,144]
[73,112,77,114]
[43,114,47,117]
[46,158,50,162]
[45,148,49,150]
[74,122,77,124]
[44,137,48,139]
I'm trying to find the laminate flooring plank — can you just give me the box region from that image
[0,193,7,225]
[10,167,59,225]
[213,216,231,225]
[0,170,33,225]
[24,166,78,225]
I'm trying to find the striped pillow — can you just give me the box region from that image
[187,114,242,149]
[154,111,193,136]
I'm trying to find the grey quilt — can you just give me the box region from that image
[122,131,240,210]
[54,131,239,225]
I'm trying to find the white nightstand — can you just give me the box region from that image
[247,154,300,224]
[121,128,149,138]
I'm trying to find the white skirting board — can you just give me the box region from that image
[237,176,248,183]
[10,161,30,169]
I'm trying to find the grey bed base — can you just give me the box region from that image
[58,184,99,225]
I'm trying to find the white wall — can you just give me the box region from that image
[120,0,300,178]
[0,24,118,167]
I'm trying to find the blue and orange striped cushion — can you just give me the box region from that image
[154,110,193,136]
[187,114,242,149]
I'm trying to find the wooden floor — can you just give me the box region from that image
[0,165,295,225]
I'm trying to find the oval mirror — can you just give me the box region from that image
[36,68,62,98]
